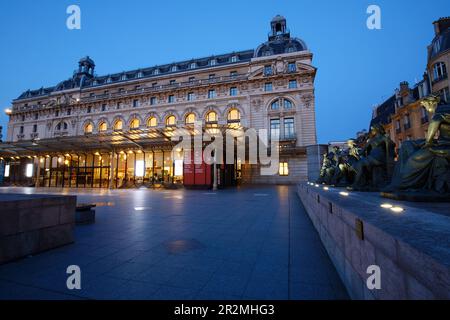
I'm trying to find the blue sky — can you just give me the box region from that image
[0,0,448,143]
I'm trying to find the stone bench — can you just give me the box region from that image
[75,203,96,224]
[0,194,76,264]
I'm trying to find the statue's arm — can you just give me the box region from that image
[424,118,442,146]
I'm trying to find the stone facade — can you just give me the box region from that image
[2,16,317,186]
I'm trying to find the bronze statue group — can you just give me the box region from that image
[317,95,450,200]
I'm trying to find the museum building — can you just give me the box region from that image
[0,16,317,189]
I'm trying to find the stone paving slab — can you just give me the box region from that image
[0,186,348,300]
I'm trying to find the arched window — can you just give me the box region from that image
[56,122,68,131]
[227,109,241,128]
[147,117,157,127]
[114,119,123,131]
[270,100,280,110]
[205,111,218,126]
[270,98,293,111]
[228,109,240,121]
[185,113,196,125]
[284,99,293,109]
[166,115,176,126]
[98,122,107,132]
[84,123,93,134]
[130,118,140,129]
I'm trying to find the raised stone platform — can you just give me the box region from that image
[297,183,450,299]
[0,193,76,264]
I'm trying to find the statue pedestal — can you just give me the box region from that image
[381,191,450,203]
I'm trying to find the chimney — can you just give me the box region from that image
[433,17,450,36]
[399,81,410,93]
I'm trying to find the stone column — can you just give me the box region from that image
[34,157,40,188]
[108,151,116,189]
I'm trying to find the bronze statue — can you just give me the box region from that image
[317,146,342,184]
[332,139,361,186]
[351,124,395,191]
[383,95,450,199]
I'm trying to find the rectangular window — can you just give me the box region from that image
[169,80,176,85]
[284,118,295,139]
[264,65,273,76]
[20,126,24,134]
[288,80,297,89]
[208,90,216,99]
[87,106,92,113]
[150,97,157,105]
[187,92,195,101]
[152,82,157,87]
[230,87,238,96]
[279,162,289,176]
[67,108,71,115]
[4,164,10,177]
[101,104,106,111]
[117,102,122,110]
[168,95,175,103]
[265,82,273,92]
[133,99,139,107]
[189,77,195,82]
[55,110,59,117]
[26,163,33,178]
[209,74,216,80]
[33,124,37,132]
[288,62,297,72]
[230,71,237,78]
[270,119,280,140]
[34,113,38,120]
[438,87,450,103]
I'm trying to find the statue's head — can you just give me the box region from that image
[347,139,355,148]
[369,124,385,136]
[420,94,440,114]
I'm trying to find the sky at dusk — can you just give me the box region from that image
[0,0,448,143]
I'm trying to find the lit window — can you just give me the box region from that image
[26,163,33,178]
[130,119,140,129]
[265,83,272,92]
[147,117,157,127]
[114,120,123,131]
[230,87,238,96]
[166,115,176,126]
[4,164,10,177]
[227,109,240,127]
[84,123,93,134]
[279,162,289,176]
[185,113,196,125]
[135,160,145,177]
[206,111,218,126]
[98,122,107,132]
[208,90,216,99]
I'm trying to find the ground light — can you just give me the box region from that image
[390,206,405,213]
[339,191,349,196]
[323,186,329,190]
[380,203,393,208]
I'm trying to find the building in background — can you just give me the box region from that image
[0,16,318,188]
[428,17,450,103]
[370,17,450,151]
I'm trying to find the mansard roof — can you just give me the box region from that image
[15,50,254,101]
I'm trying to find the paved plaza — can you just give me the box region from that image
[0,186,348,300]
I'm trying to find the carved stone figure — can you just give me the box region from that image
[331,139,361,186]
[351,124,395,191]
[383,95,450,200]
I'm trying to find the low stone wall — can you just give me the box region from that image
[297,183,450,299]
[0,194,76,264]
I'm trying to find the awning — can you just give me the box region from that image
[0,126,246,157]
